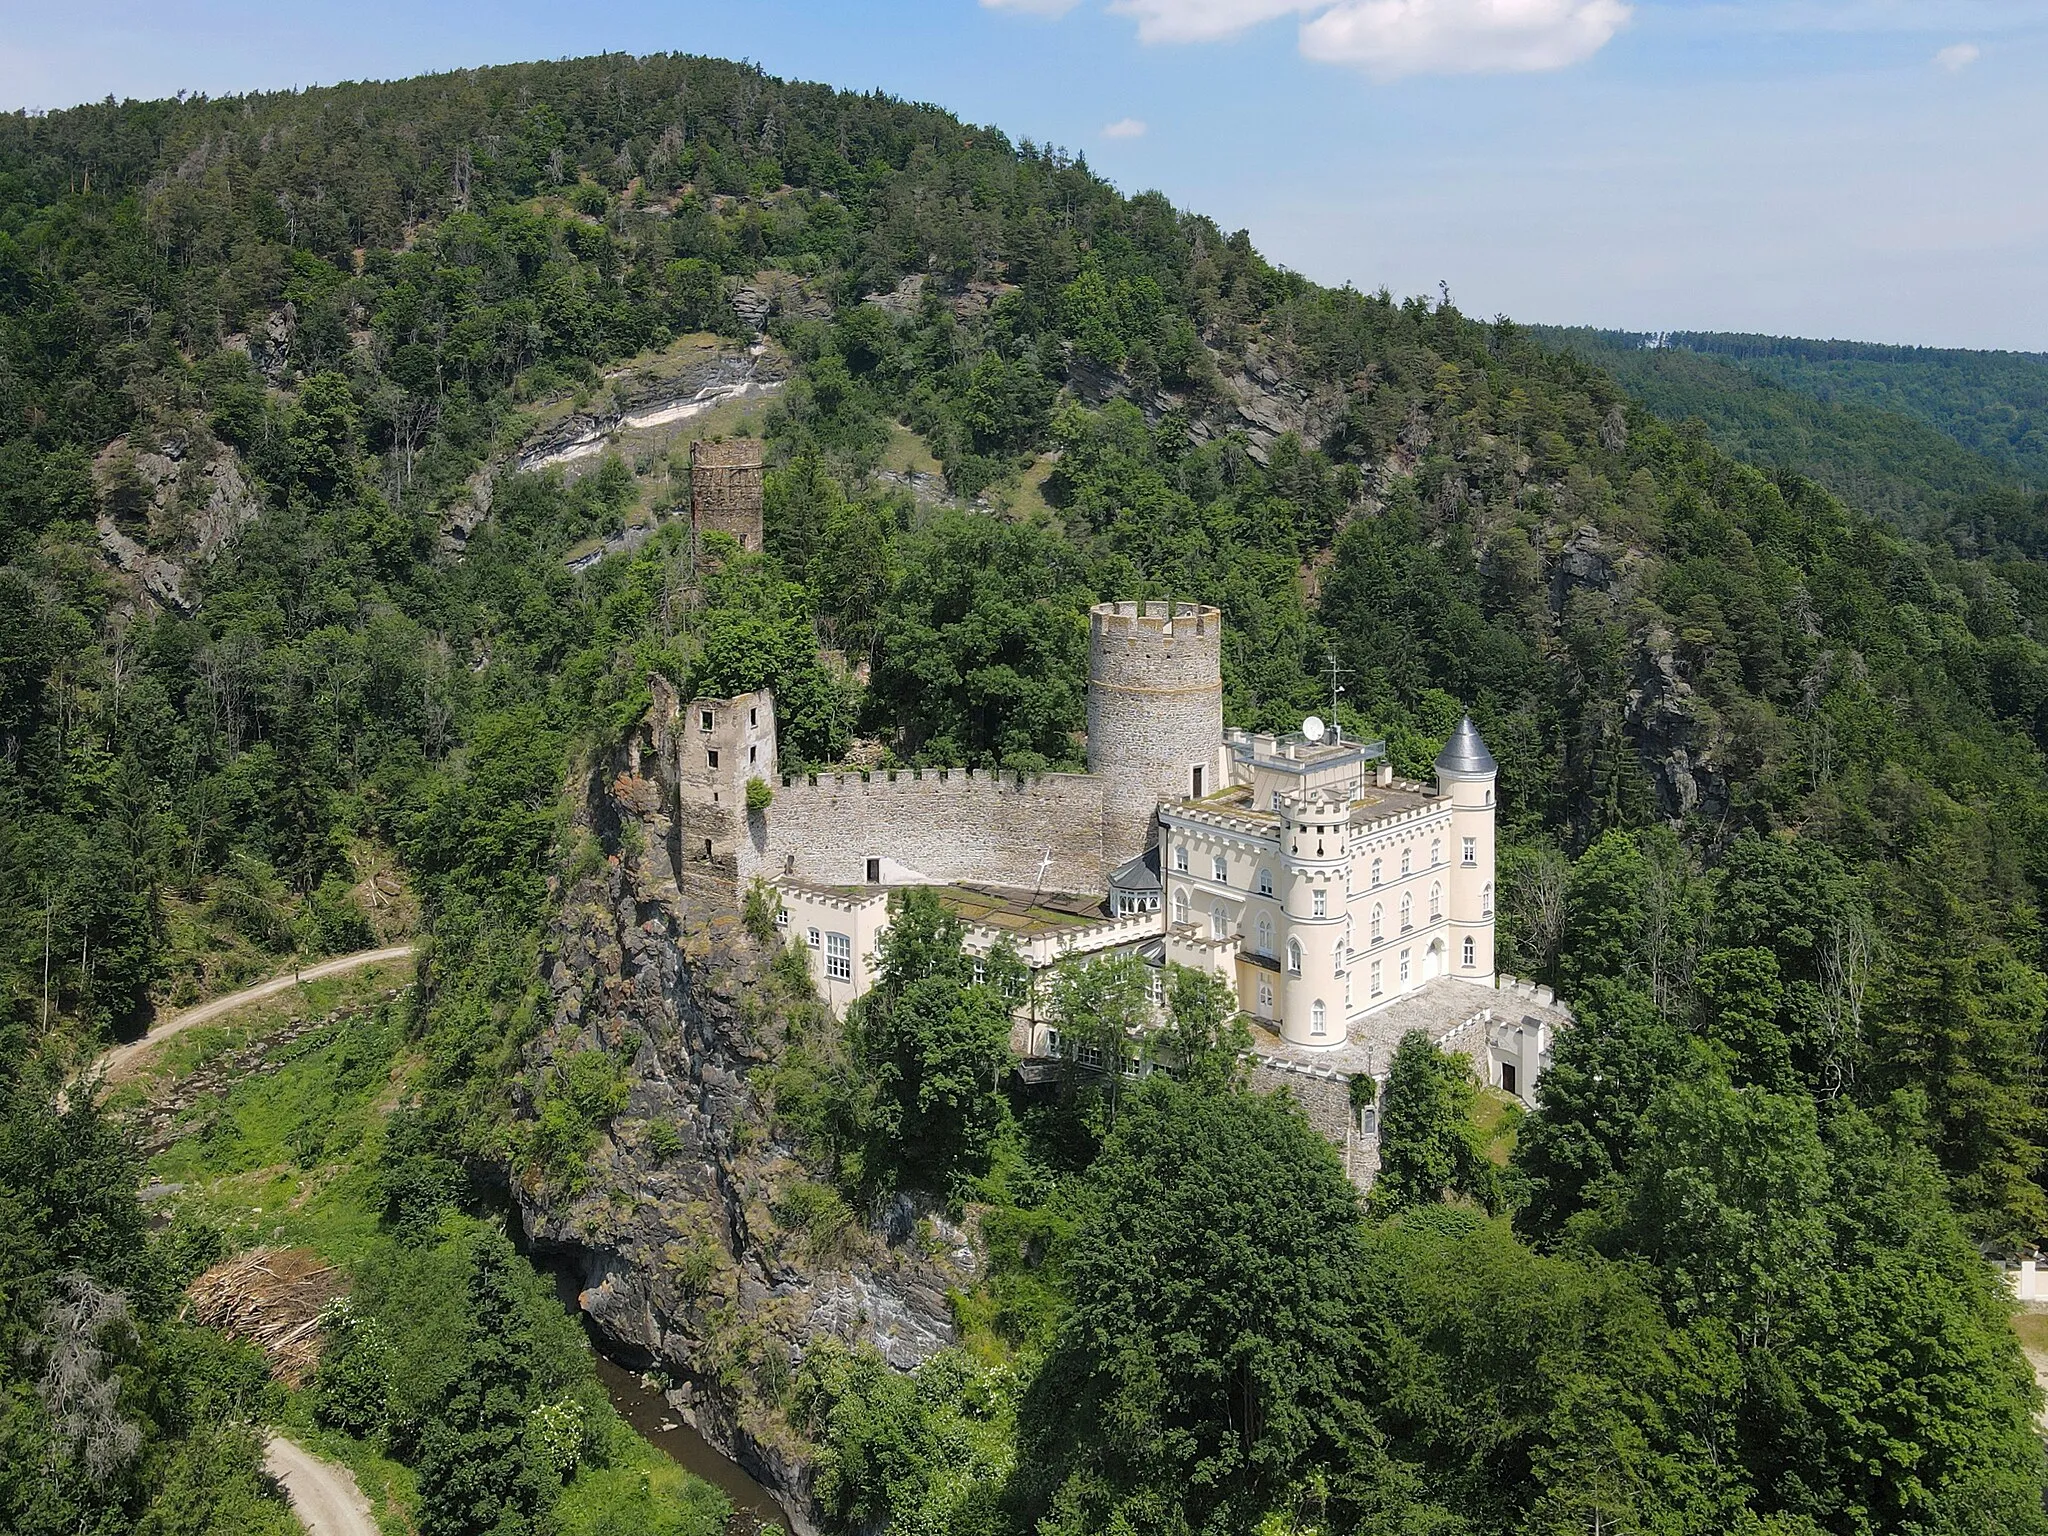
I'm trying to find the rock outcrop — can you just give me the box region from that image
[514,718,969,1533]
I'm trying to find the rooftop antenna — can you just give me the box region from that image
[1325,648,1348,744]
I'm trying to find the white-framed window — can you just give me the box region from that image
[1429,882,1442,920]
[1482,882,1494,917]
[1312,888,1327,918]
[1173,889,1191,926]
[806,927,821,950]
[1370,959,1382,996]
[1212,854,1229,884]
[1463,836,1477,866]
[1257,978,1274,1017]
[1256,867,1274,896]
[972,957,987,985]
[774,905,789,928]
[1287,938,1303,975]
[1257,914,1275,956]
[1174,842,1189,873]
[1400,894,1413,931]
[1400,948,1411,982]
[1045,1027,1063,1056]
[1401,847,1412,876]
[1463,936,1476,967]
[1210,903,1228,939]
[1371,858,1383,887]
[1371,904,1383,941]
[1311,999,1327,1036]
[825,932,852,981]
[1431,838,1441,866]
[1150,969,1165,1006]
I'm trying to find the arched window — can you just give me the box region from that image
[1210,903,1228,939]
[1400,893,1413,931]
[1287,938,1303,975]
[1370,904,1383,941]
[1256,914,1275,956]
[1462,935,1476,968]
[1256,867,1274,896]
[1431,838,1442,866]
[1212,854,1229,884]
[1257,978,1274,1017]
[1401,847,1412,875]
[1429,882,1442,920]
[1482,882,1494,917]
[1370,857,1382,887]
[1174,842,1189,873]
[1173,889,1190,926]
[1311,999,1327,1037]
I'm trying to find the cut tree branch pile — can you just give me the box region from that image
[183,1247,345,1386]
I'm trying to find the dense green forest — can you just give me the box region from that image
[1537,325,2048,547]
[5,50,2048,1536]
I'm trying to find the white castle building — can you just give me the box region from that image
[647,601,1566,1180]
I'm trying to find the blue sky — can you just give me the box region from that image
[4,1,2044,350]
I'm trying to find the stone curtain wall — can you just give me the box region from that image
[690,438,764,549]
[1248,1059,1374,1185]
[744,769,1110,893]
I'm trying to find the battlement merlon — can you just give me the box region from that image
[1087,599,1221,639]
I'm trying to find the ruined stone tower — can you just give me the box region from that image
[1086,601,1226,861]
[689,437,764,550]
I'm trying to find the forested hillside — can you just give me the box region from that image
[1539,325,2048,548]
[5,52,2048,1536]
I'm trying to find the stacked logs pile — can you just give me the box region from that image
[183,1247,345,1386]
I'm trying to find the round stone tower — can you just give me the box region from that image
[1087,601,1225,860]
[1436,715,1498,983]
[1277,787,1350,1049]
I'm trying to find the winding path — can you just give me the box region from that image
[264,1434,377,1536]
[98,944,417,1086]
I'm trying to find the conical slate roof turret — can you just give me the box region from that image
[1434,715,1497,777]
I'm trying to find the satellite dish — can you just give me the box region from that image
[1302,715,1326,743]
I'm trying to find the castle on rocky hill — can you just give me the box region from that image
[644,600,1566,1183]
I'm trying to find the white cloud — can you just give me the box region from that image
[1934,41,1982,71]
[980,0,1083,16]
[1098,0,1630,74]
[1106,0,1317,44]
[1102,116,1150,137]
[1301,0,1632,77]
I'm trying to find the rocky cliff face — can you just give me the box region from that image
[513,728,970,1533]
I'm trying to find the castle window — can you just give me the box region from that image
[1399,948,1411,982]
[707,749,720,769]
[1256,867,1274,896]
[1370,904,1383,941]
[1174,843,1189,874]
[825,932,852,982]
[1312,888,1327,918]
[749,707,757,728]
[866,857,882,884]
[1401,847,1412,876]
[700,710,714,731]
[1287,938,1303,975]
[1463,936,1476,968]
[1311,1000,1327,1037]
[1485,789,1494,807]
[1431,838,1441,866]
[1191,765,1205,798]
[1370,959,1382,996]
[806,927,821,950]
[1210,904,1228,939]
[1257,914,1274,956]
[1257,978,1274,1017]
[1400,894,1413,931]
[1212,854,1229,884]
[1482,882,1494,917]
[1463,836,1477,866]
[749,745,757,764]
[774,907,788,929]
[1174,890,1191,926]
[1430,883,1442,920]
[1045,1027,1063,1056]
[1370,858,1382,887]
[972,957,987,985]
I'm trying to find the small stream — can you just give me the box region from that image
[544,1267,794,1535]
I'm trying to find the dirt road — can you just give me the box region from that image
[99,944,416,1086]
[264,1434,377,1536]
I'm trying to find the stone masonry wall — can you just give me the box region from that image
[691,437,764,550]
[743,769,1110,894]
[1088,601,1224,858]
[1249,1058,1374,1185]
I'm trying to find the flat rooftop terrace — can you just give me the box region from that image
[1171,779,1442,833]
[773,877,1114,938]
[1249,975,1570,1079]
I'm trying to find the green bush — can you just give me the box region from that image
[745,776,773,815]
[311,1300,395,1437]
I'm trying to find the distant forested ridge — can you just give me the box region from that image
[5,52,2048,1536]
[1538,325,2048,547]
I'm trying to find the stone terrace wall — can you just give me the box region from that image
[743,768,1110,893]
[1249,1058,1373,1186]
